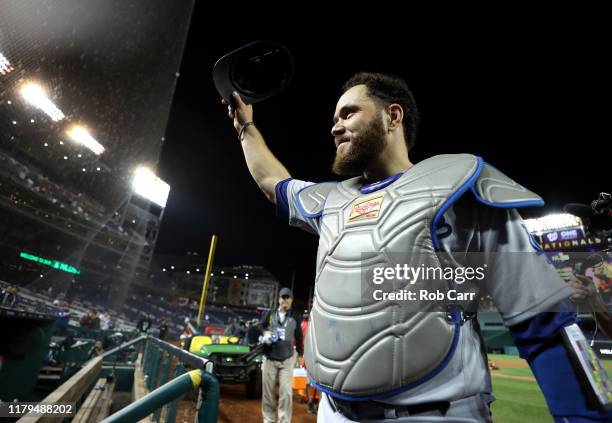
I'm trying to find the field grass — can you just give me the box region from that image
[488,354,523,362]
[488,354,612,422]
[496,367,535,378]
[490,376,552,423]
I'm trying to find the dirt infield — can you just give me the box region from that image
[492,357,612,369]
[490,356,612,382]
[491,359,529,369]
[174,358,533,422]
[489,358,536,381]
[176,383,318,423]
[174,357,610,421]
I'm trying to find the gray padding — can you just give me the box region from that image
[296,182,337,216]
[473,164,543,205]
[305,154,481,397]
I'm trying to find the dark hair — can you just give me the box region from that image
[342,72,420,149]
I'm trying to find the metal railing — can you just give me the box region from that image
[101,336,219,423]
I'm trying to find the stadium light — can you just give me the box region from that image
[67,125,105,155]
[523,213,582,234]
[1,52,15,76]
[131,166,170,208]
[20,82,65,121]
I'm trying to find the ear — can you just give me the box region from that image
[386,104,404,131]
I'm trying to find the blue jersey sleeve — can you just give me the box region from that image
[273,178,321,235]
[510,312,612,420]
[275,177,293,221]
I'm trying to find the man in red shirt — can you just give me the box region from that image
[301,310,318,414]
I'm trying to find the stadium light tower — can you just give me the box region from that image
[1,52,15,76]
[131,166,170,208]
[20,82,65,121]
[108,167,171,301]
[66,125,105,155]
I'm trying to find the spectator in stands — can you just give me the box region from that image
[246,318,263,346]
[103,332,124,350]
[80,311,93,328]
[137,314,152,334]
[61,331,76,351]
[182,317,195,338]
[224,317,240,337]
[99,311,111,331]
[203,321,213,336]
[2,285,19,307]
[159,318,169,340]
[91,311,100,330]
[88,341,103,359]
[57,308,71,325]
[236,320,247,340]
[0,285,7,305]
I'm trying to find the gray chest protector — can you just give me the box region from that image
[297,154,543,400]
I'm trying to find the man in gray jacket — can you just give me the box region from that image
[261,287,303,423]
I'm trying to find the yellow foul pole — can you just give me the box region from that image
[197,234,218,326]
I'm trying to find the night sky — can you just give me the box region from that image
[155,6,608,301]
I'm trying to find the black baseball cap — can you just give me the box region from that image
[212,40,294,105]
[279,287,293,298]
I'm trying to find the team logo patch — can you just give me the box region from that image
[348,194,384,222]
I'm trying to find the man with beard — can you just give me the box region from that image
[222,72,609,422]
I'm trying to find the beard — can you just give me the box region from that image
[331,113,386,176]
